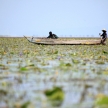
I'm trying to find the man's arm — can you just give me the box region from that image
[53,34,58,38]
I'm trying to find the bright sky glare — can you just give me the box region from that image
[0,0,108,37]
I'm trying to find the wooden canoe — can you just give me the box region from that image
[24,36,102,45]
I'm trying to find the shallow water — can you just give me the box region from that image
[0,37,108,108]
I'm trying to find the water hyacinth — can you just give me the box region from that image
[0,37,108,108]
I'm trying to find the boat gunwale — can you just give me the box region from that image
[24,35,102,45]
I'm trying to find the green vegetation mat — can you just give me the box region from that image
[0,37,108,108]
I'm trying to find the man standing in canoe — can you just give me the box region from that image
[100,29,107,45]
[47,31,58,39]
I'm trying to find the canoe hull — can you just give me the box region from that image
[24,36,101,45]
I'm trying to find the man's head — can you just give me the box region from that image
[49,31,52,35]
[102,29,107,32]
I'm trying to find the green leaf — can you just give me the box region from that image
[44,87,64,106]
[20,67,28,71]
[103,50,108,54]
[21,101,30,108]
[95,95,108,107]
[0,89,7,95]
[44,86,64,101]
[72,59,80,64]
[65,63,71,66]
[54,50,58,54]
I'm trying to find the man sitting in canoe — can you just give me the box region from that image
[100,29,107,45]
[47,31,58,39]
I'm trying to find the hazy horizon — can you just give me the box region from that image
[0,34,100,38]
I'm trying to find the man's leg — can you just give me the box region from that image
[47,36,51,38]
[101,38,106,45]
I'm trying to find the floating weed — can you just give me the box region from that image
[103,68,108,75]
[95,94,108,108]
[95,60,105,64]
[3,51,7,55]
[41,62,47,66]
[7,61,11,64]
[71,52,77,56]
[0,89,7,95]
[10,52,14,54]
[59,62,66,67]
[103,50,108,54]
[54,50,58,54]
[58,62,73,71]
[44,86,64,106]
[0,64,4,66]
[0,51,6,55]
[21,101,30,108]
[33,67,42,72]
[0,37,108,107]
[98,55,108,60]
[103,71,108,75]
[20,67,28,71]
[14,101,30,108]
[65,63,72,66]
[72,59,80,64]
[26,60,34,66]
[23,50,30,55]
[2,81,8,87]
[28,64,34,66]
